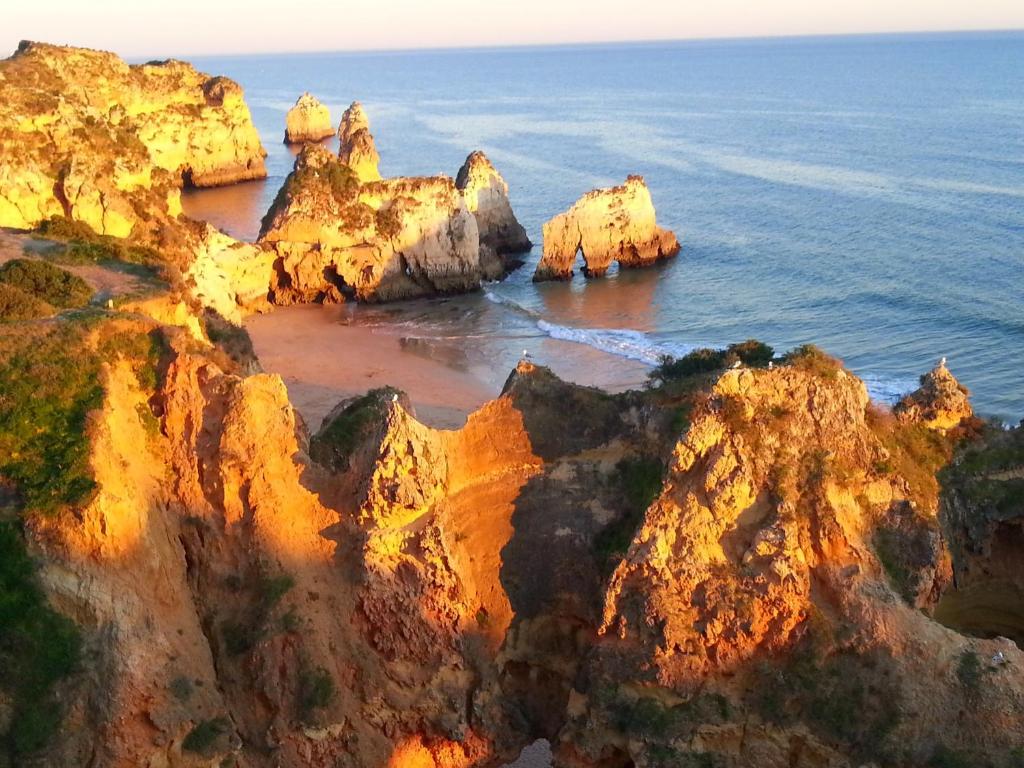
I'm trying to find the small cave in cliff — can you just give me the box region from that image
[935,521,1024,649]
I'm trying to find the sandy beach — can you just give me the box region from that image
[246,301,650,432]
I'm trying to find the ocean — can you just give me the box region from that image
[183,32,1024,422]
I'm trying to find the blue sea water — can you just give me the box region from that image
[184,32,1024,420]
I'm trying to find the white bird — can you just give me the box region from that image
[939,356,947,367]
[768,361,774,370]
[522,349,531,359]
[993,650,1006,665]
[391,393,399,403]
[729,360,742,369]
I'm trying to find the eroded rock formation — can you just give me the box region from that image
[895,359,974,430]
[259,145,484,302]
[0,41,266,236]
[534,175,680,281]
[456,151,532,257]
[8,303,1024,768]
[284,93,334,144]
[337,101,382,182]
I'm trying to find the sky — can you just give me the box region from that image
[4,0,1024,58]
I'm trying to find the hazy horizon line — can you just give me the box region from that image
[9,25,1023,63]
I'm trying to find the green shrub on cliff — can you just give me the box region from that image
[0,317,166,516]
[783,344,842,379]
[593,458,664,574]
[310,387,401,470]
[0,283,53,322]
[0,258,92,309]
[0,521,82,758]
[649,340,774,385]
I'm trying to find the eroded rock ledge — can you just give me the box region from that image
[534,175,680,281]
[0,41,267,236]
[284,92,334,144]
[456,150,532,257]
[259,108,530,303]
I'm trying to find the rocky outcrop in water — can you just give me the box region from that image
[284,92,334,144]
[534,175,679,281]
[0,41,266,236]
[337,101,382,183]
[455,151,532,258]
[259,145,483,302]
[895,359,974,431]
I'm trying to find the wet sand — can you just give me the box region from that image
[246,302,649,432]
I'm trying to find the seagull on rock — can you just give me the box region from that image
[729,359,742,370]
[939,356,947,367]
[391,393,399,403]
[522,349,531,360]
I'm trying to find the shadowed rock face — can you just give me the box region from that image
[534,175,679,281]
[284,92,334,144]
[456,151,532,257]
[17,311,1024,768]
[337,101,382,182]
[259,145,483,303]
[0,41,266,235]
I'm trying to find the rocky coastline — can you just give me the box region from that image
[1,40,1022,768]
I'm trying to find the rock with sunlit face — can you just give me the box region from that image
[533,175,679,281]
[0,41,266,235]
[337,101,382,182]
[284,92,334,144]
[455,150,532,257]
[895,360,973,430]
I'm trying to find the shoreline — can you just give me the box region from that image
[245,302,650,432]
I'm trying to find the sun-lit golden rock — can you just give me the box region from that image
[455,150,531,257]
[895,359,973,430]
[337,101,382,182]
[534,175,679,281]
[0,41,266,235]
[259,145,484,302]
[284,92,334,144]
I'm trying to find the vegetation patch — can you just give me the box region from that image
[649,339,774,385]
[593,458,664,575]
[0,258,92,309]
[0,282,54,322]
[309,387,399,470]
[0,317,165,515]
[182,716,230,755]
[219,572,295,656]
[298,663,335,722]
[0,521,82,759]
[782,344,843,379]
[748,629,902,764]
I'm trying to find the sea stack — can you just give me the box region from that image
[533,175,679,281]
[284,92,334,143]
[455,151,532,257]
[337,101,382,182]
[894,359,973,430]
[259,144,482,303]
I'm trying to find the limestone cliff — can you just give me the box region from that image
[0,41,266,236]
[338,101,382,183]
[3,272,1023,767]
[534,176,679,281]
[259,145,483,303]
[456,151,532,258]
[284,93,334,144]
